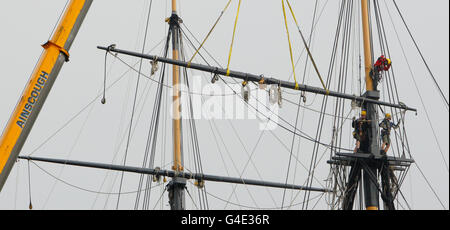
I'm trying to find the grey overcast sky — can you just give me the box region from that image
[0,0,448,210]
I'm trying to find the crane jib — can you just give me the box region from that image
[0,0,93,192]
[16,71,49,129]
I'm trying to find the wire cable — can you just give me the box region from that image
[27,160,163,196]
[286,0,328,93]
[116,0,154,209]
[392,0,449,109]
[188,0,232,66]
[384,1,448,173]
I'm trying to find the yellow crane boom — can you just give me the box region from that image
[0,0,93,191]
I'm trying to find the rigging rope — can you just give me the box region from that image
[117,0,153,209]
[392,0,449,109]
[27,160,33,210]
[181,34,210,210]
[185,34,280,205]
[373,0,408,170]
[102,46,114,104]
[135,28,170,210]
[303,0,348,210]
[98,43,166,209]
[151,186,167,210]
[185,187,199,210]
[179,37,287,205]
[379,2,412,164]
[203,184,324,210]
[176,33,289,207]
[285,0,328,94]
[281,0,299,90]
[187,0,233,67]
[43,92,98,209]
[21,38,164,209]
[331,0,358,209]
[182,22,357,154]
[181,19,364,210]
[181,27,336,203]
[180,23,355,153]
[47,0,70,41]
[181,25,355,155]
[383,1,448,173]
[282,0,320,210]
[143,37,169,210]
[310,1,348,209]
[14,160,20,209]
[226,0,242,76]
[27,160,164,196]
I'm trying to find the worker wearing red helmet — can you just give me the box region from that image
[370,55,392,84]
[374,55,392,72]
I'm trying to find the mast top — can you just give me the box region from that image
[172,0,177,14]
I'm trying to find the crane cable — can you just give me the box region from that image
[187,0,233,67]
[226,0,242,76]
[285,0,329,94]
[281,0,299,90]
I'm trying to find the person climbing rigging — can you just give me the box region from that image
[370,55,392,83]
[379,113,401,154]
[352,110,371,153]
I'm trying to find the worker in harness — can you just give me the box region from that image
[370,55,392,84]
[352,110,371,153]
[379,113,401,154]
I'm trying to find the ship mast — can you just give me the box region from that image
[97,0,416,210]
[361,0,373,92]
[339,0,400,210]
[167,0,186,210]
[360,0,380,210]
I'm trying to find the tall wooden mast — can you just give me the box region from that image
[361,0,373,91]
[361,0,380,210]
[167,0,186,210]
[171,0,182,174]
